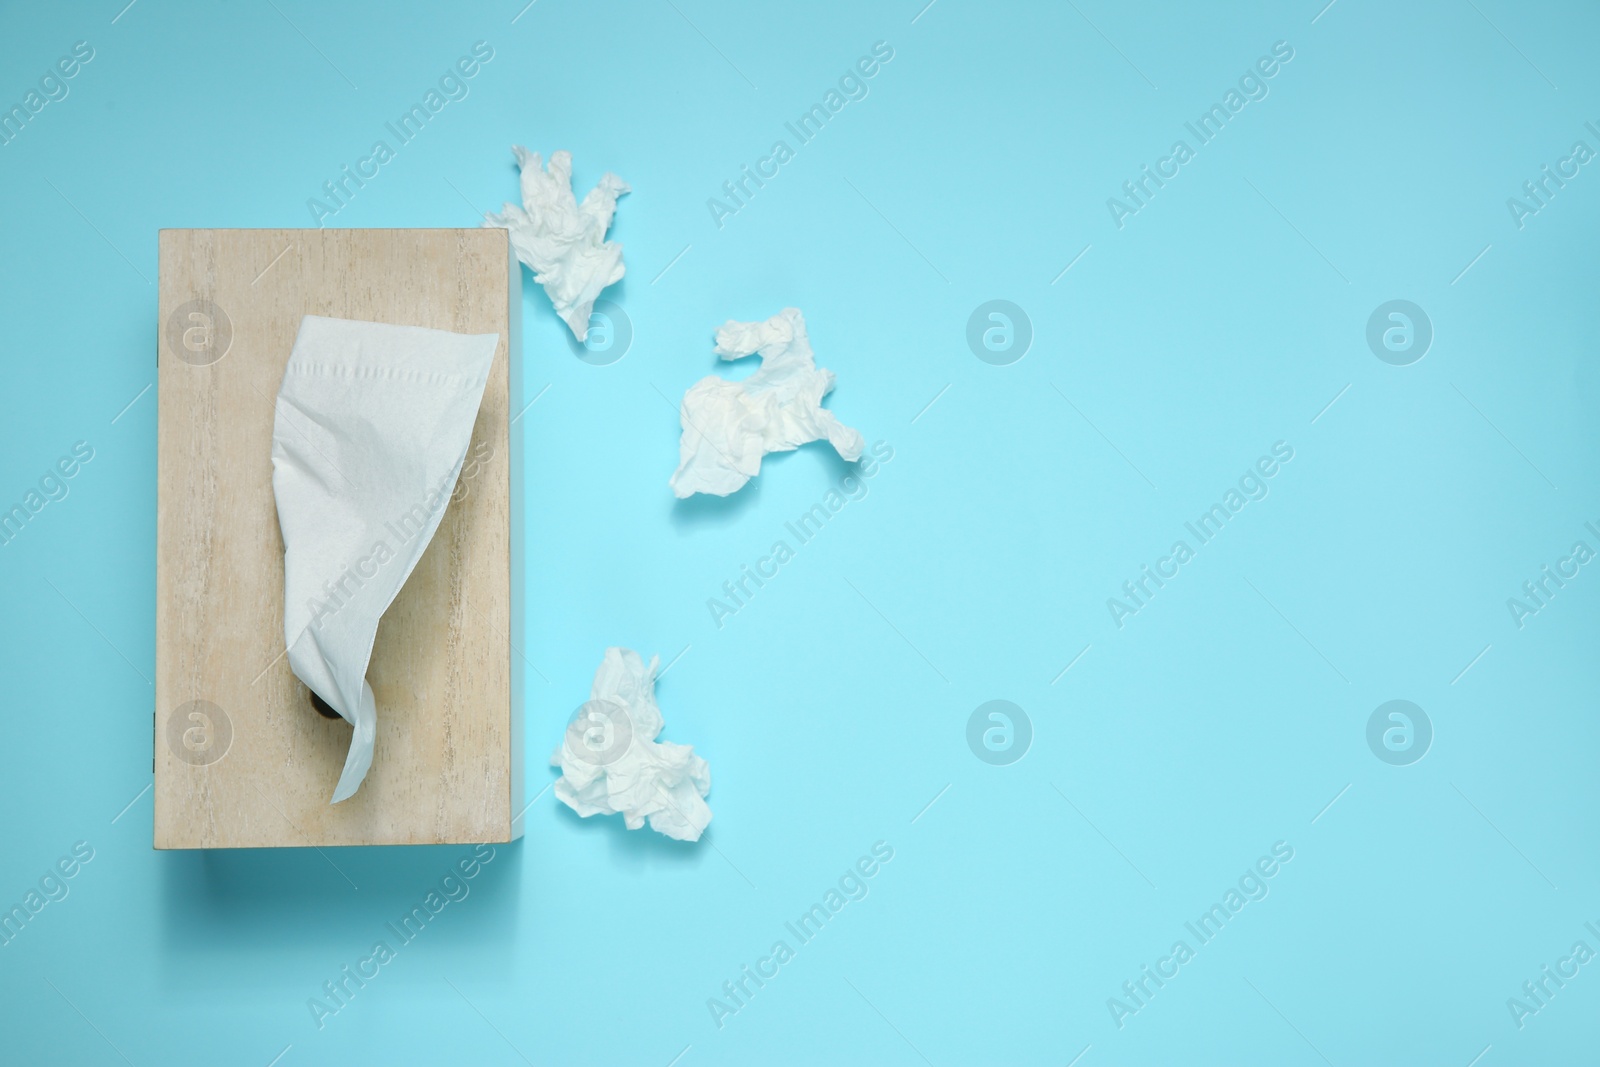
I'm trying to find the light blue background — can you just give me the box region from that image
[2,1,1598,1064]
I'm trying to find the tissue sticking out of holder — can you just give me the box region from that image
[308,689,341,720]
[271,315,500,804]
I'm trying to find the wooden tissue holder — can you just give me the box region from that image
[154,229,524,848]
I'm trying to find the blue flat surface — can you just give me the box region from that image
[3,1,1599,1064]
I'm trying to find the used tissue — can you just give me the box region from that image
[483,147,628,342]
[552,647,711,842]
[670,308,864,498]
[271,315,500,803]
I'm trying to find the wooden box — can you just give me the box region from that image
[154,228,524,848]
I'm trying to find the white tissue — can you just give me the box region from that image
[271,315,499,803]
[670,308,864,498]
[483,147,628,342]
[551,648,711,842]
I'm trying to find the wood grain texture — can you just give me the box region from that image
[155,228,522,848]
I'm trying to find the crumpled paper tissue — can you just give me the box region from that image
[271,315,499,803]
[483,147,628,342]
[552,647,712,842]
[670,308,864,498]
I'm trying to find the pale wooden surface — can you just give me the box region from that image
[155,229,521,848]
